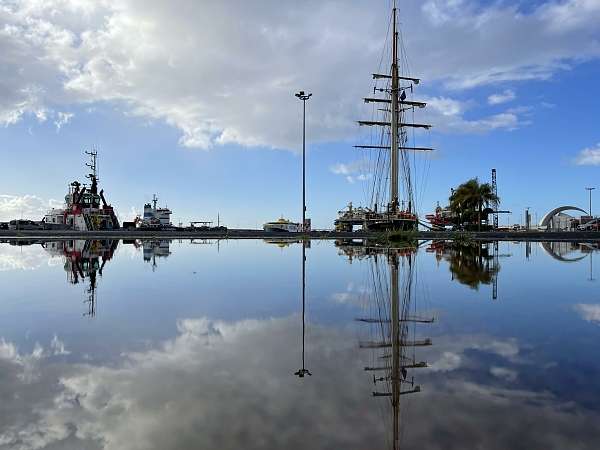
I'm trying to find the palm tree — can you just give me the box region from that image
[449,178,499,230]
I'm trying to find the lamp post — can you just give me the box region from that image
[585,187,595,217]
[295,91,312,232]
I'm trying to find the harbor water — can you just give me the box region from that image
[0,239,599,449]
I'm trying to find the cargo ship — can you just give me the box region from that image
[43,150,120,231]
[142,195,173,228]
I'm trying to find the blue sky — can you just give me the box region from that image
[1,0,599,228]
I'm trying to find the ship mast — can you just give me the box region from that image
[390,3,399,213]
[339,2,433,233]
[85,149,98,195]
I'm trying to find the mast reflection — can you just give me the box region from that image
[43,239,118,316]
[337,239,432,450]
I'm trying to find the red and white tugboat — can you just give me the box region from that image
[44,150,120,230]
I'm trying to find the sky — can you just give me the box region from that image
[0,0,599,228]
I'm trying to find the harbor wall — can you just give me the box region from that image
[2,229,600,242]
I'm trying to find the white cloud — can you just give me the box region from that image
[425,96,522,133]
[0,0,599,149]
[0,194,62,221]
[53,111,74,131]
[574,143,600,166]
[330,160,370,184]
[488,89,516,105]
[419,0,600,89]
[574,303,600,323]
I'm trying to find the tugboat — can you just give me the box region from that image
[44,150,120,230]
[335,2,433,232]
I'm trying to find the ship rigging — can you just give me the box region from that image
[335,2,433,232]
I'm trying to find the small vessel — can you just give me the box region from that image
[263,217,301,232]
[425,203,455,229]
[142,195,173,228]
[44,150,120,231]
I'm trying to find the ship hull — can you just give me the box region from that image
[335,212,417,232]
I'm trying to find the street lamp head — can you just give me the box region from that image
[295,90,312,101]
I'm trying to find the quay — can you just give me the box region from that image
[2,229,600,242]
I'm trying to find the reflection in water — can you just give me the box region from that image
[540,242,599,281]
[264,238,303,248]
[2,240,600,448]
[143,240,171,270]
[428,241,503,299]
[43,239,118,316]
[540,241,589,262]
[121,238,174,270]
[295,240,312,378]
[337,240,432,450]
[335,238,416,262]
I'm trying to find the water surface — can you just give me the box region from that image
[0,238,599,449]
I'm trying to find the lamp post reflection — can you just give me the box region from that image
[295,240,312,378]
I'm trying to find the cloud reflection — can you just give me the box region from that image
[574,303,600,324]
[1,318,600,449]
[0,243,61,272]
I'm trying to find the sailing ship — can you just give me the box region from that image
[335,2,433,232]
[44,150,120,231]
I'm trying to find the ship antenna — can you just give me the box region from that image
[85,149,98,180]
[85,148,99,194]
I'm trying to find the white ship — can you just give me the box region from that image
[263,217,301,232]
[142,195,173,228]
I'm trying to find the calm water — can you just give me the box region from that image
[0,238,599,449]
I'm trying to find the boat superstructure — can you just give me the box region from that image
[44,150,120,231]
[142,195,173,228]
[263,217,301,233]
[335,2,433,232]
